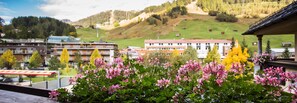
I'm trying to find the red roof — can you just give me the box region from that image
[0,70,56,76]
[145,39,231,43]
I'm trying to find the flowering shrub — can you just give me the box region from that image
[51,57,295,102]
[253,53,276,66]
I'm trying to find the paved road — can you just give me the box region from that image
[32,77,71,90]
[0,89,57,103]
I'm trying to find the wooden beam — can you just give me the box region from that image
[257,35,263,55]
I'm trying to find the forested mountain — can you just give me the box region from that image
[2,16,76,39]
[197,0,294,18]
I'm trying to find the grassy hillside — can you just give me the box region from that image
[77,14,295,50]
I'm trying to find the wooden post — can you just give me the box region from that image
[257,35,263,55]
[295,34,297,61]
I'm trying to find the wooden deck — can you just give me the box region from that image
[0,89,57,103]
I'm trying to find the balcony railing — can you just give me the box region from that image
[0,83,51,97]
[265,59,297,69]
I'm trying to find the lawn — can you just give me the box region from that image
[23,68,78,83]
[77,16,295,50]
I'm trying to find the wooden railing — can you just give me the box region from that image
[0,83,51,97]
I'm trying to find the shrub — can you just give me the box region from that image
[208,10,219,16]
[168,6,187,18]
[151,14,161,21]
[146,17,158,25]
[51,57,296,102]
[215,13,238,22]
[162,17,168,25]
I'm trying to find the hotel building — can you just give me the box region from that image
[144,39,232,59]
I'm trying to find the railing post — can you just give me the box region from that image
[57,70,60,88]
[257,35,263,55]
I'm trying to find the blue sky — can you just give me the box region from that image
[0,0,172,24]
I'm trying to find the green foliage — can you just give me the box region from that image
[0,17,4,33]
[182,46,198,62]
[3,16,76,39]
[168,6,187,18]
[48,56,65,70]
[0,49,16,69]
[282,47,291,59]
[113,21,120,27]
[143,50,169,67]
[152,14,162,21]
[197,0,292,18]
[231,37,235,48]
[216,12,238,22]
[29,51,43,69]
[55,58,293,102]
[162,17,168,25]
[265,40,271,54]
[74,52,83,72]
[204,46,221,63]
[146,17,158,25]
[208,10,220,16]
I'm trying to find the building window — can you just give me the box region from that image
[196,46,201,50]
[187,43,192,46]
[206,43,210,45]
[196,43,201,45]
[159,43,163,45]
[224,43,227,45]
[215,43,219,45]
[206,46,210,50]
[149,43,154,46]
[168,43,173,45]
[178,43,182,45]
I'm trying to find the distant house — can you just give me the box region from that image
[271,48,295,58]
[47,36,80,43]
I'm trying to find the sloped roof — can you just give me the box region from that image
[243,1,297,35]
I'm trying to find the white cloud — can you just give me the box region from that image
[39,0,171,21]
[0,15,13,24]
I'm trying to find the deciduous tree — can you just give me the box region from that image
[204,45,221,63]
[60,48,69,65]
[90,48,102,65]
[0,49,16,70]
[29,51,43,69]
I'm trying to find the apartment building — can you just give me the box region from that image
[144,39,232,59]
[0,40,46,62]
[51,42,118,64]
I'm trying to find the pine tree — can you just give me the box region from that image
[48,56,65,70]
[242,37,248,49]
[29,51,43,69]
[231,37,235,49]
[0,49,16,70]
[60,48,69,65]
[282,47,290,59]
[265,40,271,54]
[74,51,83,72]
[204,45,221,63]
[90,48,102,65]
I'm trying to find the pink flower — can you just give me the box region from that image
[114,57,123,64]
[136,56,144,63]
[105,68,121,79]
[95,58,105,68]
[75,74,83,79]
[123,69,133,77]
[122,79,129,82]
[156,78,171,88]
[49,90,59,100]
[163,62,172,69]
[108,84,121,94]
[174,75,181,85]
[69,77,76,85]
